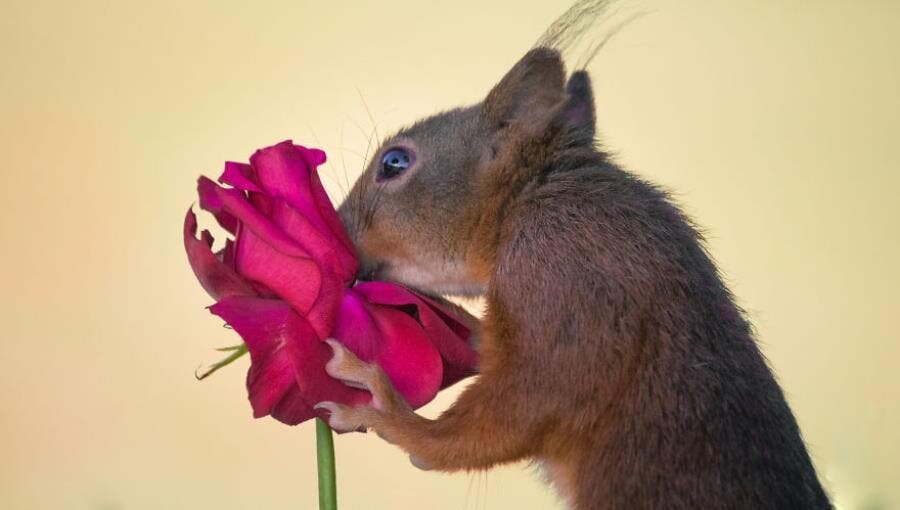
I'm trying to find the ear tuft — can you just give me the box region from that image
[561,70,596,145]
[483,47,566,130]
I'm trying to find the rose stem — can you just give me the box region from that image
[316,418,337,510]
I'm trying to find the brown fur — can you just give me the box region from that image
[325,39,831,510]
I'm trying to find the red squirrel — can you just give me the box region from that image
[314,2,832,508]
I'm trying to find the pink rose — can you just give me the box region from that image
[184,141,478,425]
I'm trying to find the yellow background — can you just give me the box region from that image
[1,1,898,508]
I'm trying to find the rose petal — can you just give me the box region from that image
[206,172,353,290]
[250,141,328,234]
[306,153,357,276]
[201,159,350,337]
[204,181,309,258]
[270,199,349,278]
[210,296,369,425]
[334,289,444,408]
[183,209,256,299]
[250,142,356,279]
[353,281,478,385]
[197,177,240,234]
[232,226,332,333]
[219,161,261,193]
[219,238,236,269]
[301,146,327,167]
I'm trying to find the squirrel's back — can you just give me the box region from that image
[493,160,831,508]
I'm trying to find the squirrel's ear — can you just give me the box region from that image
[483,47,566,132]
[560,71,596,146]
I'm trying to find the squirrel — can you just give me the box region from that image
[314,2,833,508]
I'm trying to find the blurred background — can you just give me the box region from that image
[1,0,898,508]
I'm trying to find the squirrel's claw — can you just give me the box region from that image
[314,401,368,433]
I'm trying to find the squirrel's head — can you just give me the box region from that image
[338,47,597,296]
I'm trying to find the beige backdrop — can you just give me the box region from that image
[1,1,898,509]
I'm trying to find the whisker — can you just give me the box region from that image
[339,121,353,201]
[306,123,347,201]
[361,128,377,171]
[366,185,385,232]
[480,471,487,510]
[355,86,381,147]
[346,115,377,149]
[337,146,367,159]
[362,180,383,234]
[329,168,348,203]
[463,471,476,510]
[353,129,378,241]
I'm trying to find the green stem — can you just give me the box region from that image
[316,418,337,510]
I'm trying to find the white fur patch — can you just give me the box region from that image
[384,259,485,297]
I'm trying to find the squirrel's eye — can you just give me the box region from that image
[379,148,412,181]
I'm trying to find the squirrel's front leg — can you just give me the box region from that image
[315,339,532,471]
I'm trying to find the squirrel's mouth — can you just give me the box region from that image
[356,261,430,295]
[354,258,389,283]
[356,257,486,298]
[354,261,423,294]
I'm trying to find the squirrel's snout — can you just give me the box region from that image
[355,259,385,282]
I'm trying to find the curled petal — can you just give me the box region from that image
[202,179,309,258]
[183,209,256,300]
[219,161,261,193]
[197,177,239,234]
[219,238,236,269]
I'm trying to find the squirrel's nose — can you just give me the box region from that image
[355,259,384,282]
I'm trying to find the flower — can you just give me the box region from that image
[184,141,478,425]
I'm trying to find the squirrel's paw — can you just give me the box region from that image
[318,339,418,439]
[313,401,371,433]
[322,338,409,415]
[323,338,389,411]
